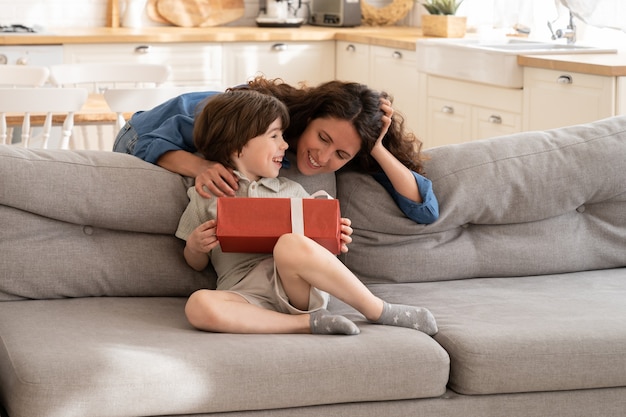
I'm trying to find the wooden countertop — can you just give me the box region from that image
[3,25,625,76]
[0,25,425,50]
[517,52,626,77]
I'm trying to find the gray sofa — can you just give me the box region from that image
[1,116,625,417]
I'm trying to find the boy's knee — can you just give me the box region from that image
[274,233,314,260]
[185,289,216,330]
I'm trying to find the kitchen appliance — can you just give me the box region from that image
[256,0,305,28]
[0,24,36,33]
[310,0,361,27]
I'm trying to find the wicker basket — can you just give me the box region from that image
[361,0,415,26]
[421,14,467,38]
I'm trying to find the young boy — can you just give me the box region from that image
[175,89,438,336]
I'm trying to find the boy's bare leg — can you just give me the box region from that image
[274,234,438,335]
[185,289,358,335]
[185,289,310,334]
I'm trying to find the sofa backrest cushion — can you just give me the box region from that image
[338,116,626,284]
[0,146,335,300]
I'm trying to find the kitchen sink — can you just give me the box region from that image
[415,38,618,88]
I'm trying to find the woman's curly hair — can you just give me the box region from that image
[235,76,426,175]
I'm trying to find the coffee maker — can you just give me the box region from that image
[256,0,305,27]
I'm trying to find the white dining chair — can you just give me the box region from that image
[48,63,172,150]
[0,87,88,149]
[48,63,172,92]
[0,65,50,87]
[104,86,199,132]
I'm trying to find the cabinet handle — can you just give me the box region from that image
[271,43,288,52]
[488,115,502,124]
[392,51,402,59]
[134,45,151,54]
[441,105,454,114]
[557,75,573,84]
[346,44,356,52]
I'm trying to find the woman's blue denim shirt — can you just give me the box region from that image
[117,91,439,224]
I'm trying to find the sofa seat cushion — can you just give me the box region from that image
[0,297,449,417]
[362,268,626,395]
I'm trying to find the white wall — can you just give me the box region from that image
[0,0,624,49]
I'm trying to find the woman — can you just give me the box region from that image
[113,77,438,224]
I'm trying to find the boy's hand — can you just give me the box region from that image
[187,219,219,254]
[339,217,353,254]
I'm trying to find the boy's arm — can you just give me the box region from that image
[176,188,219,271]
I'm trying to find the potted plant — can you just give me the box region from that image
[419,0,466,38]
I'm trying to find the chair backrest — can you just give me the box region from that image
[0,65,50,87]
[0,87,88,149]
[48,63,172,92]
[104,86,198,132]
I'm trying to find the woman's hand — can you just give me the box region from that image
[195,161,239,199]
[373,98,394,152]
[184,220,219,271]
[157,151,239,199]
[339,217,353,254]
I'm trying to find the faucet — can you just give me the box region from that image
[548,11,576,44]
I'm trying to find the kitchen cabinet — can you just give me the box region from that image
[417,73,523,149]
[63,43,223,89]
[335,41,370,84]
[523,67,617,131]
[335,42,420,136]
[221,41,335,88]
[369,45,420,136]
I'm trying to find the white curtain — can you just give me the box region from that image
[560,0,626,32]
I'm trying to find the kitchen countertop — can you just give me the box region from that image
[2,25,625,77]
[0,25,424,49]
[517,53,626,77]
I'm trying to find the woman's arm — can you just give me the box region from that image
[158,151,239,199]
[370,140,421,203]
[369,99,421,202]
[372,172,439,224]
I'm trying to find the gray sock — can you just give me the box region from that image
[375,302,438,336]
[310,309,360,335]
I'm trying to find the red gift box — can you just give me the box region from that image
[216,197,342,255]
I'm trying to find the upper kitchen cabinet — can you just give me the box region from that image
[221,41,335,88]
[63,43,223,89]
[523,67,622,131]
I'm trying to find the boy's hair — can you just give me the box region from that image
[193,88,290,169]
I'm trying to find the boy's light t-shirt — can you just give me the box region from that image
[176,172,310,291]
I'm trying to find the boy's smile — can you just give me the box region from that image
[232,118,288,182]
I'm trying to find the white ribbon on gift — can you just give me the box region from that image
[290,198,305,235]
[290,190,334,235]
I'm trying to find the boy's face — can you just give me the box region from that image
[232,118,288,181]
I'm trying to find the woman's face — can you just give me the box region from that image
[295,117,361,176]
